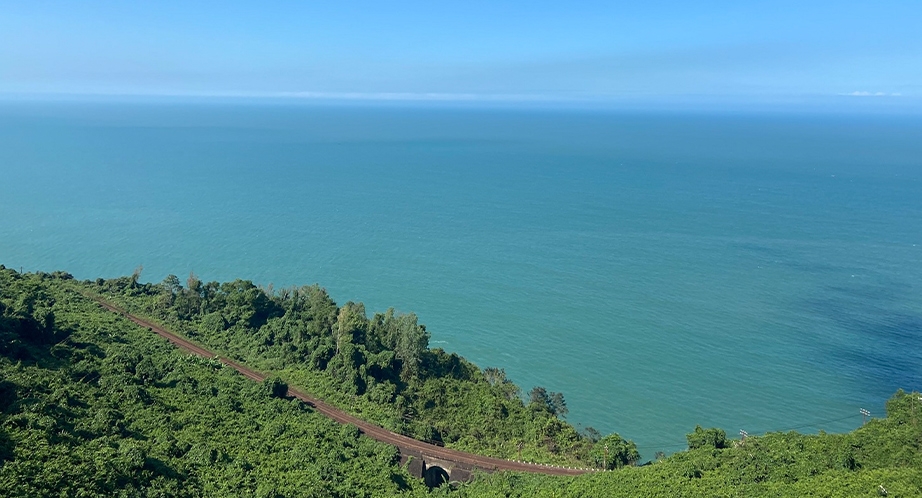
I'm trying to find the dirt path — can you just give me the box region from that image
[95,299,594,477]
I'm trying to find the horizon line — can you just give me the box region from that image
[2,89,921,115]
[1,88,917,103]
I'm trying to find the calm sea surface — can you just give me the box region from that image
[1,101,920,455]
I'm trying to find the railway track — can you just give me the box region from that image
[95,298,594,477]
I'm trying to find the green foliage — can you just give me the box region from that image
[0,428,13,463]
[686,425,729,450]
[263,376,289,399]
[0,268,426,497]
[484,367,520,401]
[460,390,922,496]
[590,433,639,470]
[580,426,602,444]
[8,267,918,497]
[528,387,568,418]
[88,271,601,465]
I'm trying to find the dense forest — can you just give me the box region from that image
[0,267,429,497]
[1,266,920,497]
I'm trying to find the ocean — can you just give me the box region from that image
[1,100,920,455]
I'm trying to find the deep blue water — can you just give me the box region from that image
[1,101,920,455]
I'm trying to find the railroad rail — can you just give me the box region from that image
[93,298,595,483]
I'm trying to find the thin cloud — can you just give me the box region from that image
[840,91,903,97]
[264,91,559,102]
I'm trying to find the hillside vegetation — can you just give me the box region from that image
[1,266,920,497]
[460,392,922,497]
[0,267,433,497]
[87,270,617,467]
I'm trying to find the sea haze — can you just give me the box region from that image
[1,101,920,455]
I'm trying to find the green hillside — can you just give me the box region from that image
[85,269,615,467]
[460,393,922,497]
[1,266,920,497]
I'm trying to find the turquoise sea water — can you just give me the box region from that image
[1,101,920,455]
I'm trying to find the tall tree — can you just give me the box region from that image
[334,302,367,354]
[130,265,143,287]
[591,433,640,470]
[483,367,508,386]
[528,387,568,418]
[393,312,429,379]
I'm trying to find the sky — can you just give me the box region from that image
[1,1,921,109]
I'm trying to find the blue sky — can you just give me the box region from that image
[1,1,920,108]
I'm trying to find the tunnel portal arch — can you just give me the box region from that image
[424,465,450,488]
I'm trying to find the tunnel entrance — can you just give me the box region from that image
[424,465,449,488]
